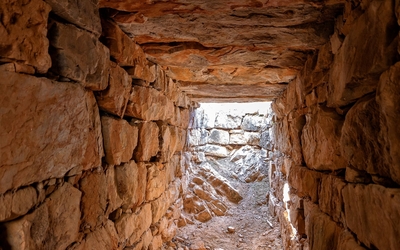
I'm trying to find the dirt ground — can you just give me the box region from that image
[173,158,284,250]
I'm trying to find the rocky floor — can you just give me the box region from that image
[173,158,284,250]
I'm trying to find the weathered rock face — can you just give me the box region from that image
[301,105,346,171]
[327,0,398,107]
[2,0,400,249]
[343,184,400,250]
[101,116,138,166]
[99,0,344,102]
[1,183,82,249]
[0,2,194,248]
[48,20,110,91]
[0,0,51,73]
[0,71,103,194]
[183,103,272,223]
[270,1,400,249]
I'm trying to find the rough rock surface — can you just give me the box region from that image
[269,2,400,249]
[301,105,346,171]
[1,183,82,249]
[98,0,344,102]
[48,21,110,91]
[0,71,103,194]
[101,116,138,166]
[95,62,131,117]
[343,184,400,250]
[44,0,102,36]
[0,0,51,73]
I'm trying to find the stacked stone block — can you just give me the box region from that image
[269,1,400,249]
[0,0,193,249]
[179,105,273,225]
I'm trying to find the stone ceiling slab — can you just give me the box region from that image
[99,0,344,101]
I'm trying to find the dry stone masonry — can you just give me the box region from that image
[1,0,400,249]
[0,1,193,249]
[269,1,400,249]
[181,104,273,225]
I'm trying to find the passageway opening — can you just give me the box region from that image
[173,102,284,250]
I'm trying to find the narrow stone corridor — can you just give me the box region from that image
[171,103,283,250]
[1,0,400,249]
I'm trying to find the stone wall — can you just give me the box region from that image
[270,1,400,249]
[0,1,193,249]
[180,104,272,224]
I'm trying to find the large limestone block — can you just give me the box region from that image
[304,202,341,250]
[244,132,260,146]
[208,129,229,145]
[298,52,323,95]
[271,95,287,119]
[124,61,155,83]
[101,19,153,81]
[0,187,38,222]
[133,121,160,162]
[198,163,242,203]
[128,229,152,250]
[341,95,391,178]
[160,217,178,241]
[214,112,242,129]
[80,169,107,229]
[95,62,131,117]
[0,0,51,73]
[188,129,208,146]
[167,106,190,128]
[80,220,119,250]
[101,116,138,165]
[0,71,103,194]
[2,183,81,249]
[165,156,178,184]
[125,85,174,121]
[328,0,398,107]
[115,161,146,209]
[287,195,305,236]
[101,18,140,66]
[178,127,188,152]
[241,115,266,131]
[165,78,180,103]
[146,163,167,201]
[179,108,190,129]
[301,105,346,170]
[159,124,179,163]
[337,230,367,250]
[376,62,400,184]
[105,165,123,215]
[318,174,346,223]
[44,0,101,36]
[149,234,163,250]
[176,91,191,109]
[288,165,321,203]
[152,64,167,91]
[229,130,246,145]
[259,130,271,149]
[48,21,110,91]
[343,184,400,250]
[151,181,180,224]
[115,203,152,243]
[199,145,229,158]
[288,112,306,165]
[274,117,291,156]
